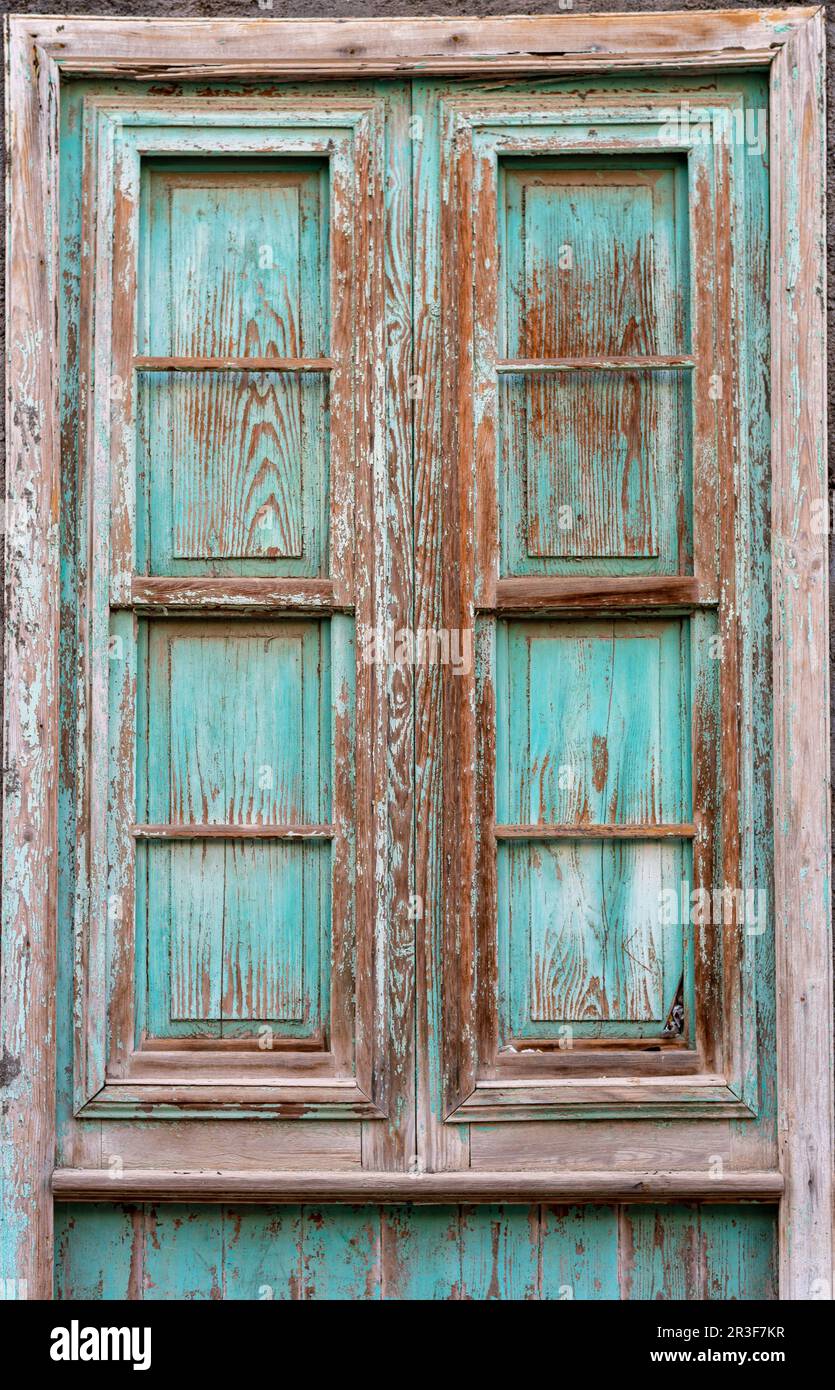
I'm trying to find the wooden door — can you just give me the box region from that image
[2,11,830,1301]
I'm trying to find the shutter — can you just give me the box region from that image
[430,91,758,1130]
[72,95,410,1137]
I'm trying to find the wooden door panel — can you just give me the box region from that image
[497,616,691,1043]
[499,838,687,1036]
[497,617,691,826]
[435,91,753,1121]
[72,95,393,1121]
[503,161,688,358]
[499,156,691,576]
[142,619,327,826]
[141,838,324,1033]
[138,160,329,575]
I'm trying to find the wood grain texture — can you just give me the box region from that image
[53,1201,778,1301]
[60,95,401,1124]
[620,1204,778,1301]
[1,26,60,1299]
[135,357,334,372]
[128,577,340,612]
[412,77,471,1173]
[19,12,818,75]
[499,618,690,827]
[770,9,834,1301]
[6,12,827,1302]
[491,575,704,612]
[138,163,329,573]
[51,1169,784,1204]
[501,160,689,571]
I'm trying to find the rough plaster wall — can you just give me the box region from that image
[1,0,832,941]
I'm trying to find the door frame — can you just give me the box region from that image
[3,9,829,1301]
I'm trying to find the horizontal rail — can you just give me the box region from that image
[139,1035,325,1052]
[496,355,695,373]
[134,355,335,372]
[125,577,346,613]
[489,576,707,613]
[132,824,334,841]
[51,1168,785,1204]
[495,823,696,841]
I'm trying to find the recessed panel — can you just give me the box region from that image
[144,619,329,826]
[499,157,691,576]
[497,618,691,827]
[496,616,692,1042]
[141,838,327,1036]
[136,618,331,1040]
[137,161,330,576]
[499,838,687,1033]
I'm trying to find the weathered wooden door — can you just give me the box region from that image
[3,12,830,1302]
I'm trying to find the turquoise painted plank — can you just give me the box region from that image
[140,618,329,1041]
[539,1204,620,1300]
[497,616,691,1040]
[143,1206,223,1301]
[137,159,329,577]
[54,1204,142,1301]
[621,1205,701,1301]
[223,1207,302,1301]
[148,620,324,826]
[458,1206,539,1301]
[52,1203,778,1301]
[501,617,691,826]
[144,840,327,1040]
[702,1205,778,1301]
[380,1205,461,1300]
[301,1206,381,1301]
[165,840,227,1026]
[499,155,691,576]
[501,840,687,1034]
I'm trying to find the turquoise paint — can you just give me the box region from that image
[498,153,692,578]
[500,618,690,825]
[53,1203,777,1301]
[539,1204,620,1300]
[380,1206,461,1299]
[496,617,691,1041]
[136,158,330,578]
[134,619,331,1041]
[45,71,777,1300]
[458,1205,540,1300]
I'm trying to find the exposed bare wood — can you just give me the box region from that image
[134,355,334,372]
[496,355,696,373]
[508,1038,690,1053]
[494,823,696,841]
[1,19,60,1301]
[491,576,705,613]
[51,1166,784,1204]
[131,824,334,841]
[17,12,818,76]
[489,1049,700,1077]
[770,8,834,1301]
[139,1035,325,1052]
[127,576,341,612]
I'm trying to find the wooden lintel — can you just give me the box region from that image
[51,1167,785,1205]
